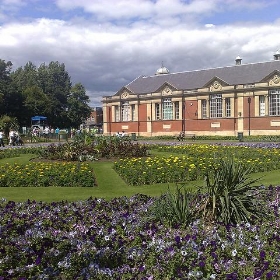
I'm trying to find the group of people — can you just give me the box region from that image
[0,130,23,147]
[9,130,23,146]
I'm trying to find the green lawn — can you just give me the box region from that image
[0,153,280,202]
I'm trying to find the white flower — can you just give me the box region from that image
[232,249,237,257]
[181,250,187,256]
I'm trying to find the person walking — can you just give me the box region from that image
[0,130,5,147]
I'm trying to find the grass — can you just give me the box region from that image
[0,152,280,202]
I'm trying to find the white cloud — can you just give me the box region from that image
[0,0,280,107]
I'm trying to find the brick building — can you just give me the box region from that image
[84,107,103,132]
[102,51,280,137]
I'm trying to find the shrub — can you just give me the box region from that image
[200,157,268,225]
[150,185,199,228]
[39,136,148,161]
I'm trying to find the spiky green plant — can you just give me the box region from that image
[201,157,268,225]
[150,185,199,228]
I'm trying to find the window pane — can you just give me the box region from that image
[131,104,135,121]
[115,106,120,122]
[202,100,207,118]
[162,98,173,120]
[225,98,231,117]
[175,101,179,119]
[269,89,280,116]
[259,96,265,116]
[155,103,160,120]
[121,101,130,121]
[210,94,222,118]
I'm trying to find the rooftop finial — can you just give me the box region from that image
[274,50,280,60]
[155,62,169,75]
[235,55,242,65]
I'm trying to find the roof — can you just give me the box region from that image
[124,60,280,95]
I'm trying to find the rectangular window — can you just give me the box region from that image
[115,105,120,122]
[155,103,160,120]
[131,104,135,121]
[201,99,207,118]
[210,94,222,118]
[269,89,280,116]
[162,98,173,120]
[259,95,265,116]
[225,98,231,117]
[175,101,179,119]
[121,101,130,121]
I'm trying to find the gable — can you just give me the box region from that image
[203,76,229,91]
[154,82,178,95]
[260,70,280,86]
[114,87,135,99]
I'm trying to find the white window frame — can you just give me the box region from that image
[115,105,120,122]
[162,98,173,120]
[121,101,130,121]
[210,94,222,118]
[269,89,280,116]
[131,104,135,121]
[259,95,265,116]
[174,101,180,119]
[201,99,207,118]
[225,97,231,117]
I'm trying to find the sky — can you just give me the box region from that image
[1,0,280,107]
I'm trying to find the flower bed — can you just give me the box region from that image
[0,187,279,279]
[0,162,96,187]
[114,144,280,185]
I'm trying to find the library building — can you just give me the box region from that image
[102,50,280,137]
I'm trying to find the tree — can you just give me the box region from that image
[0,59,13,115]
[9,62,40,126]
[37,61,72,127]
[66,83,92,128]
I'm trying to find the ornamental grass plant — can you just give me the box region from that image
[201,157,269,225]
[150,185,199,228]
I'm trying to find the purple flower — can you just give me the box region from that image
[175,235,181,244]
[260,250,266,259]
[199,261,205,268]
[35,256,41,265]
[266,271,274,279]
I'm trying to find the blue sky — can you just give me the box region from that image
[1,0,280,106]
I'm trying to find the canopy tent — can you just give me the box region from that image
[31,116,47,121]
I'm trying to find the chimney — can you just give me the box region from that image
[235,56,242,65]
[274,50,280,61]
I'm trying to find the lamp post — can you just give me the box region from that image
[248,97,251,136]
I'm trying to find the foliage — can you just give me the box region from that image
[0,188,280,279]
[201,158,268,225]
[3,59,91,128]
[0,147,45,159]
[0,161,96,187]
[67,83,92,128]
[39,136,148,161]
[150,185,199,228]
[0,115,19,137]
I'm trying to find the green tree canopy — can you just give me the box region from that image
[66,83,92,128]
